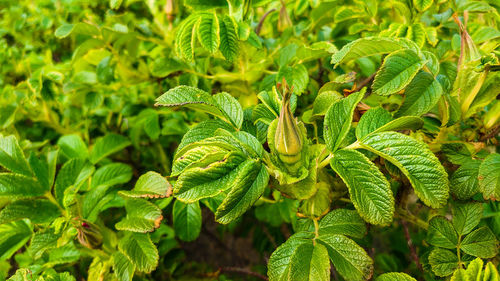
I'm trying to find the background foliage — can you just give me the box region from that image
[0,0,499,280]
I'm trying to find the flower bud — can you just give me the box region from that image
[274,84,303,165]
[76,220,103,249]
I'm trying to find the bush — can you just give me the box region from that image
[0,0,499,280]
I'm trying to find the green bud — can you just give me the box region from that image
[274,85,303,165]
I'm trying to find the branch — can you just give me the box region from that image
[220,267,269,281]
[256,8,277,35]
[401,219,423,272]
[479,125,500,141]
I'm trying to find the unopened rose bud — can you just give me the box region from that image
[274,83,303,165]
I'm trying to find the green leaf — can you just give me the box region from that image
[28,153,49,190]
[330,149,394,225]
[429,248,459,277]
[318,234,373,281]
[298,182,331,218]
[450,160,481,200]
[413,0,432,11]
[268,232,330,281]
[334,6,366,23]
[7,269,32,281]
[219,15,238,61]
[478,153,500,200]
[115,198,163,233]
[331,37,406,66]
[149,57,186,78]
[176,120,235,153]
[0,173,47,198]
[174,152,248,202]
[483,262,500,281]
[460,227,498,258]
[395,71,443,117]
[422,51,440,76]
[156,86,242,128]
[360,132,449,208]
[312,91,343,117]
[0,220,32,260]
[405,23,426,48]
[324,90,364,153]
[376,272,417,281]
[91,163,132,189]
[441,143,474,166]
[0,199,60,224]
[45,272,76,281]
[110,0,122,9]
[0,135,32,176]
[197,13,219,53]
[372,49,426,96]
[427,216,459,249]
[176,16,198,61]
[28,229,59,259]
[173,200,202,242]
[277,64,309,95]
[318,208,367,238]
[464,258,483,280]
[215,162,269,224]
[90,134,131,164]
[47,242,80,266]
[156,86,221,116]
[450,268,467,281]
[452,203,482,236]
[57,135,89,160]
[119,233,158,273]
[55,24,74,38]
[184,0,228,9]
[171,145,228,176]
[356,108,393,139]
[214,92,244,129]
[119,171,172,198]
[54,158,94,204]
[356,108,424,139]
[113,251,135,281]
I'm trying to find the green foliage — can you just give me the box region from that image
[1,0,499,280]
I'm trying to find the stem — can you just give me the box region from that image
[401,219,423,272]
[258,197,277,204]
[45,192,66,217]
[256,8,277,35]
[220,267,268,281]
[313,218,320,240]
[395,207,428,230]
[318,154,332,169]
